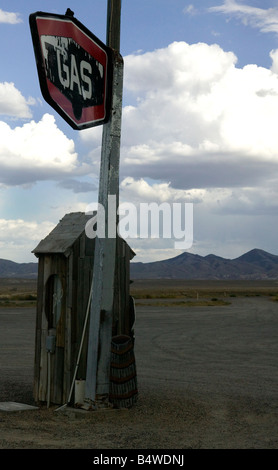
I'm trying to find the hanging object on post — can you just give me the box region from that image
[109,335,138,409]
[29,11,112,130]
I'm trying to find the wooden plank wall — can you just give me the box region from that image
[33,234,131,405]
[73,233,94,382]
[33,255,44,402]
[34,254,67,404]
[113,238,131,337]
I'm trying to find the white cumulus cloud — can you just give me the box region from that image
[0,9,21,24]
[80,39,278,261]
[0,218,55,262]
[209,1,278,35]
[118,41,278,192]
[0,114,85,185]
[0,82,34,119]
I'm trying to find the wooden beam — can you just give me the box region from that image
[84,0,123,407]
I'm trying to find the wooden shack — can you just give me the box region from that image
[32,212,135,406]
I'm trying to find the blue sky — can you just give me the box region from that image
[1,1,278,263]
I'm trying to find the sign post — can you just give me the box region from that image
[30,1,123,409]
[84,0,123,408]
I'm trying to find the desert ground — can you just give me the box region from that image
[0,278,277,451]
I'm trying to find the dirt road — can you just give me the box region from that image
[0,295,277,449]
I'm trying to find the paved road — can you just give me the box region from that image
[0,296,277,404]
[134,296,278,402]
[0,308,36,403]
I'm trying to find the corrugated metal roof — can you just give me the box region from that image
[32,212,95,255]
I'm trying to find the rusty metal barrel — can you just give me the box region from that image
[109,335,138,408]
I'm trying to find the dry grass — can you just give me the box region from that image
[135,299,231,307]
[1,277,278,308]
[0,278,37,307]
[130,279,278,303]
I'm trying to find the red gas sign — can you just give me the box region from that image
[29,12,112,130]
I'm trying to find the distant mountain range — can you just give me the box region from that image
[0,259,38,278]
[1,248,278,280]
[130,249,278,280]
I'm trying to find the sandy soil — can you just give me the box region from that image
[0,385,277,450]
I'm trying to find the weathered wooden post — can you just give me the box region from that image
[30,5,125,409]
[84,0,123,408]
